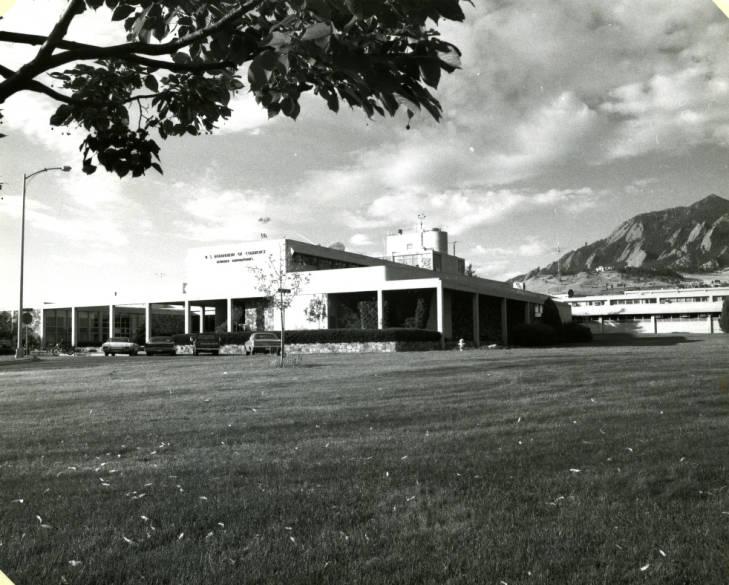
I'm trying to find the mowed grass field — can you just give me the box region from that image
[1,337,728,585]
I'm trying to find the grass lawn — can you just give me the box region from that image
[1,336,728,584]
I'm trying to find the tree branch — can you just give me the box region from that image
[0,0,261,103]
[0,30,91,51]
[0,32,234,73]
[35,0,84,61]
[0,63,78,104]
[48,0,262,66]
[122,54,234,73]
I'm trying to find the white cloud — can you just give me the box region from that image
[218,93,271,134]
[349,233,373,246]
[361,187,598,235]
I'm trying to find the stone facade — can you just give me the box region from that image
[174,341,440,355]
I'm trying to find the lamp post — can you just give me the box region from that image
[15,166,71,359]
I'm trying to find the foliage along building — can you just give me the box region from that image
[40,228,564,349]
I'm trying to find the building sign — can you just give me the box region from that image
[202,249,268,265]
[184,241,285,296]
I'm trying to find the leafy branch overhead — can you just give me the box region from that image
[0,0,466,178]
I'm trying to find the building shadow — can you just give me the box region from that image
[589,333,700,347]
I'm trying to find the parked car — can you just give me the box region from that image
[102,337,139,356]
[144,336,176,356]
[244,332,281,355]
[193,333,220,356]
[0,338,13,355]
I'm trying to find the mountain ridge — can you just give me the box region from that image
[522,194,729,280]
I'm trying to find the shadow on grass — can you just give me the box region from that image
[589,333,701,346]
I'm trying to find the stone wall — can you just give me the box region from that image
[285,341,440,353]
[174,341,440,355]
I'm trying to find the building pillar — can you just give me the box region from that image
[71,306,77,348]
[651,315,657,334]
[524,302,531,325]
[40,308,45,349]
[377,290,384,330]
[500,298,508,345]
[199,306,205,333]
[226,298,233,333]
[599,316,604,334]
[472,293,480,347]
[436,285,445,348]
[184,300,190,334]
[109,305,114,339]
[708,315,714,334]
[145,303,151,342]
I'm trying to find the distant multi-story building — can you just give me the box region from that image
[555,287,729,334]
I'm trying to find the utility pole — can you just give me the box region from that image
[555,242,562,282]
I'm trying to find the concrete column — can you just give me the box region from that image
[599,316,604,334]
[199,306,205,333]
[436,285,446,348]
[71,306,77,348]
[184,300,190,334]
[145,303,151,342]
[40,308,45,349]
[500,298,508,345]
[472,293,480,347]
[377,290,384,329]
[109,305,114,338]
[226,298,233,333]
[708,315,714,334]
[651,315,657,334]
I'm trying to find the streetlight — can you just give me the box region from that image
[15,166,71,359]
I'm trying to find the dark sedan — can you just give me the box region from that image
[144,336,177,356]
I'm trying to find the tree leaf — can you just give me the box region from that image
[306,0,331,20]
[144,75,159,92]
[301,22,331,41]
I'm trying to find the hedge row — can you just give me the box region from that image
[511,322,592,347]
[286,328,441,343]
[171,329,441,345]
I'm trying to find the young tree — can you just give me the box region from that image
[0,0,466,177]
[720,297,729,333]
[249,252,307,365]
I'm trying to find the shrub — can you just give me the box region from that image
[558,322,593,343]
[357,300,378,329]
[414,297,429,329]
[510,323,557,347]
[283,328,441,344]
[720,298,729,333]
[540,298,562,329]
[220,331,252,344]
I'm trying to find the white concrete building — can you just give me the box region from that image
[555,287,729,335]
[40,231,560,349]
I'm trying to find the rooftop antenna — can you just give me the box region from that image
[452,241,458,256]
[417,213,426,248]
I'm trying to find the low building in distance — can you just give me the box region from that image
[41,228,565,348]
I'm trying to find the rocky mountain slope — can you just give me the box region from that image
[531,194,729,277]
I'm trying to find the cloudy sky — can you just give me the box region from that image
[2,1,729,307]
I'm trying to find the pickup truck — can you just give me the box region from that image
[102,337,139,356]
